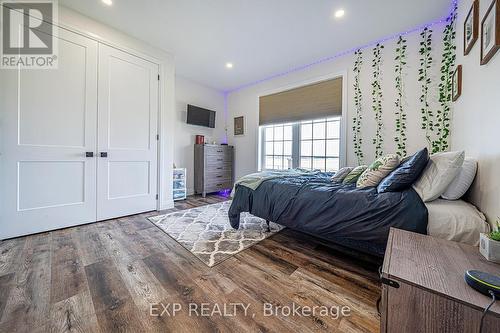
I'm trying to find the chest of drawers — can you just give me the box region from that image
[194,144,234,197]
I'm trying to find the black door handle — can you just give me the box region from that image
[85,152,94,157]
[100,152,108,157]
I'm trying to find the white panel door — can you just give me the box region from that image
[97,44,159,220]
[0,29,98,239]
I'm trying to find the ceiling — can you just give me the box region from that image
[60,0,451,92]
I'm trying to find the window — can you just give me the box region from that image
[263,123,293,170]
[299,118,340,171]
[259,117,342,172]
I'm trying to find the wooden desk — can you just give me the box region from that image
[381,228,500,332]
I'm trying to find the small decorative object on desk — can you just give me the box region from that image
[479,219,500,263]
[173,168,187,201]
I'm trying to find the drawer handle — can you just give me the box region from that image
[217,167,222,170]
[217,150,223,153]
[217,183,223,186]
[217,159,223,161]
[216,175,223,178]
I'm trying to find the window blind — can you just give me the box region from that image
[259,77,342,126]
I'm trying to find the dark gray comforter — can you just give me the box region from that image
[228,172,428,257]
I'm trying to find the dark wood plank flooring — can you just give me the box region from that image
[0,194,381,332]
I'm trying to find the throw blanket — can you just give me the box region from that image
[231,168,319,195]
[229,173,428,257]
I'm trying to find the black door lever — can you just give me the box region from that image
[100,152,108,157]
[85,152,94,157]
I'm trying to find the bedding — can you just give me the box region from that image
[357,154,400,188]
[412,150,465,202]
[231,168,318,194]
[331,167,352,183]
[229,172,428,257]
[377,148,429,193]
[441,159,477,200]
[426,199,490,246]
[343,165,367,184]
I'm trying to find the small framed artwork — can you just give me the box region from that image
[464,0,479,55]
[480,0,500,65]
[452,65,462,102]
[234,116,245,136]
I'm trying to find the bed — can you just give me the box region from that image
[426,199,490,246]
[228,172,428,257]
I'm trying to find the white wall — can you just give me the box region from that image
[452,0,500,225]
[174,76,226,194]
[227,24,445,179]
[58,6,176,209]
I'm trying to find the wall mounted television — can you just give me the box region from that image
[187,104,216,128]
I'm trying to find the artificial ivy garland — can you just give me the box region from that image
[418,27,434,148]
[434,3,457,153]
[371,43,384,159]
[394,36,408,157]
[353,49,364,165]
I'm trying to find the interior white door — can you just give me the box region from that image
[0,29,98,239]
[97,44,159,220]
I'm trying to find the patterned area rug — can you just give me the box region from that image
[148,201,284,267]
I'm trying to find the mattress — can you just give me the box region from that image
[426,199,490,246]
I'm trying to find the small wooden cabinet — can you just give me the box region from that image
[194,144,234,197]
[381,228,500,333]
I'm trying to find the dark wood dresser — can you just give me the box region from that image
[381,228,500,333]
[194,144,234,197]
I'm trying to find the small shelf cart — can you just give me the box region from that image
[173,168,187,201]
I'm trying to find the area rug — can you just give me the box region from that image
[148,201,284,267]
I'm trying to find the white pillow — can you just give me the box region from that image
[412,151,465,202]
[441,159,477,200]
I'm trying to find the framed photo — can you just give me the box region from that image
[464,0,479,55]
[452,65,462,102]
[480,0,500,65]
[234,116,245,136]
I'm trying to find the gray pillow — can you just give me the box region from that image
[331,167,353,183]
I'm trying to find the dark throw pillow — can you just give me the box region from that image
[377,148,429,193]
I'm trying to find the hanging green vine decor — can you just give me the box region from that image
[394,36,408,157]
[418,27,434,148]
[434,3,457,153]
[371,43,384,158]
[353,49,364,164]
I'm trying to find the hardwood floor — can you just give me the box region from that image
[0,194,381,333]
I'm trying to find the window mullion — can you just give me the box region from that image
[324,120,327,172]
[292,123,300,169]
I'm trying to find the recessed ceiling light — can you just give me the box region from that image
[225,62,233,69]
[334,9,345,18]
[102,0,113,6]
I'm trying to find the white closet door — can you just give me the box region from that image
[97,44,159,220]
[0,29,98,239]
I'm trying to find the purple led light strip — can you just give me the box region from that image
[224,0,458,94]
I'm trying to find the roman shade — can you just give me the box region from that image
[259,77,342,125]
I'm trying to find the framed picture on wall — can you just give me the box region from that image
[480,0,500,65]
[452,65,462,102]
[464,0,479,55]
[234,116,245,136]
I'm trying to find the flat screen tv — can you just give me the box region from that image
[187,104,216,128]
